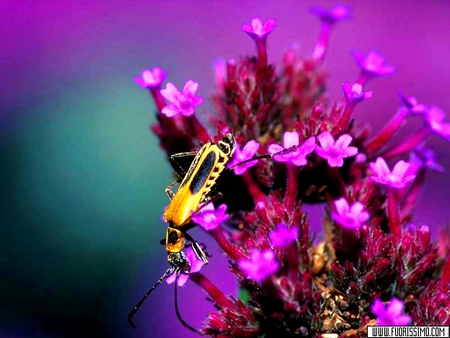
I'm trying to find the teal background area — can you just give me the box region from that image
[1,1,450,337]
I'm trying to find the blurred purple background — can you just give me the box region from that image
[1,0,449,337]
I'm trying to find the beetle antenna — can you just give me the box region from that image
[128,267,175,329]
[174,272,204,336]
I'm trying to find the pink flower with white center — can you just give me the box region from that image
[160,80,204,117]
[369,157,416,188]
[332,198,369,229]
[371,298,412,326]
[315,132,358,167]
[424,106,450,141]
[227,140,260,175]
[241,18,277,40]
[268,132,316,166]
[342,82,373,104]
[238,249,279,283]
[191,203,229,231]
[134,67,167,88]
[165,247,205,287]
[352,49,395,77]
[399,93,427,115]
[310,4,352,24]
[269,222,298,248]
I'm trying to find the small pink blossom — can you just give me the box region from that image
[410,143,444,172]
[371,298,412,326]
[352,49,395,77]
[241,18,277,40]
[160,80,204,117]
[315,132,358,167]
[310,4,351,24]
[165,247,205,286]
[269,222,298,248]
[342,82,373,104]
[399,93,427,115]
[134,67,167,88]
[238,249,279,283]
[191,203,229,231]
[332,198,369,229]
[268,132,316,166]
[424,106,450,141]
[227,140,260,175]
[369,157,416,188]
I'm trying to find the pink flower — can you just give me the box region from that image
[191,203,229,231]
[410,143,444,172]
[241,18,277,40]
[399,93,428,115]
[160,80,204,117]
[332,198,369,229]
[227,140,260,175]
[310,4,352,24]
[268,132,316,166]
[315,132,358,167]
[424,106,450,141]
[352,49,395,77]
[371,298,412,326]
[269,222,298,248]
[134,67,167,88]
[238,249,279,283]
[165,247,205,286]
[342,82,373,104]
[369,157,416,188]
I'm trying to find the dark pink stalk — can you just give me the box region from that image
[186,116,211,144]
[312,23,331,63]
[211,226,247,261]
[381,127,431,159]
[190,273,235,309]
[242,172,271,225]
[365,108,409,155]
[149,87,167,112]
[285,163,298,214]
[387,188,401,239]
[331,102,355,136]
[442,259,450,284]
[255,39,268,77]
[354,73,370,87]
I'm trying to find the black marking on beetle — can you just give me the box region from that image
[189,152,216,194]
[168,230,178,244]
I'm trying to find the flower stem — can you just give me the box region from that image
[190,273,234,309]
[381,127,431,159]
[186,116,211,144]
[211,226,246,261]
[312,23,331,63]
[331,102,355,136]
[387,188,401,239]
[242,172,271,224]
[256,39,268,77]
[149,87,167,112]
[285,164,298,215]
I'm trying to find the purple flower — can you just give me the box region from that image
[241,18,277,40]
[371,298,412,326]
[332,198,369,229]
[369,157,416,188]
[352,49,395,77]
[268,132,316,166]
[227,140,260,175]
[269,222,298,248]
[134,67,167,88]
[342,82,373,104]
[410,143,444,172]
[238,249,279,282]
[424,106,450,141]
[191,203,229,231]
[399,93,427,115]
[160,80,204,117]
[310,4,351,24]
[315,132,358,167]
[165,247,205,286]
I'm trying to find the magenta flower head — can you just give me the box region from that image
[268,132,316,166]
[191,203,229,231]
[160,80,204,117]
[399,92,428,115]
[241,18,277,41]
[238,249,279,283]
[410,143,444,172]
[342,82,373,104]
[371,298,412,326]
[424,106,450,141]
[369,157,416,188]
[352,49,395,77]
[316,132,358,167]
[227,140,260,175]
[165,247,205,287]
[134,67,167,88]
[310,3,351,25]
[269,222,298,248]
[332,198,369,229]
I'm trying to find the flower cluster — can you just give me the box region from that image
[134,4,450,337]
